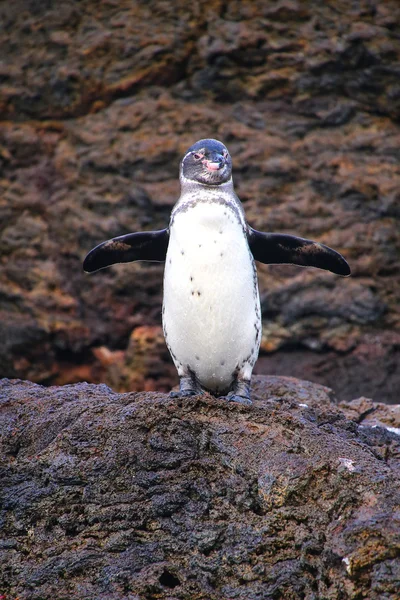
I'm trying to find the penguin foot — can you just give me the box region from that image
[170,389,199,398]
[223,378,252,405]
[224,392,252,406]
[170,375,203,398]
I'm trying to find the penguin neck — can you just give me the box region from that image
[172,174,245,227]
[179,174,235,198]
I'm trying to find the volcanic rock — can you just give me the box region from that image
[0,0,399,402]
[0,376,399,599]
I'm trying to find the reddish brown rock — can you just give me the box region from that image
[0,376,399,599]
[100,325,178,393]
[0,0,399,402]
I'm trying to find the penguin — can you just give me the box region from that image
[83,138,350,405]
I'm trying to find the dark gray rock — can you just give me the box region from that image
[1,376,399,599]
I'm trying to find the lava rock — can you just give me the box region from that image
[0,0,399,402]
[0,376,399,599]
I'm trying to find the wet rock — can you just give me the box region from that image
[0,376,399,599]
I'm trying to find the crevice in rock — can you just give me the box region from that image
[158,569,180,589]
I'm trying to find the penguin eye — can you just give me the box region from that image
[223,150,228,158]
[192,152,203,160]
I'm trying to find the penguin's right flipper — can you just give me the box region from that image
[83,228,169,273]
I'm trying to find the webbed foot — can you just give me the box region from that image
[170,375,203,399]
[222,378,252,405]
[225,392,252,406]
[170,389,199,398]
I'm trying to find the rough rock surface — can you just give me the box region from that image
[1,376,399,599]
[1,0,400,402]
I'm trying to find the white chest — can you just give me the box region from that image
[162,200,261,393]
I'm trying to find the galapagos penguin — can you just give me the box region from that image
[83,138,350,404]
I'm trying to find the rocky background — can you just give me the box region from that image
[1,0,400,402]
[1,376,400,599]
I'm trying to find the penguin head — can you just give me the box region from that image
[180,139,232,186]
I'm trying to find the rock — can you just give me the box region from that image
[98,325,178,393]
[0,376,399,599]
[339,395,400,431]
[0,0,400,403]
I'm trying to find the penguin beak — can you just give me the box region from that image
[203,152,225,172]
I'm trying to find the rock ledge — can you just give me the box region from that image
[0,376,399,599]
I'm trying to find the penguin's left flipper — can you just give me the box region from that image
[248,228,351,276]
[83,229,169,273]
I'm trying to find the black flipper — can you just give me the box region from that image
[83,229,169,273]
[248,227,350,276]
